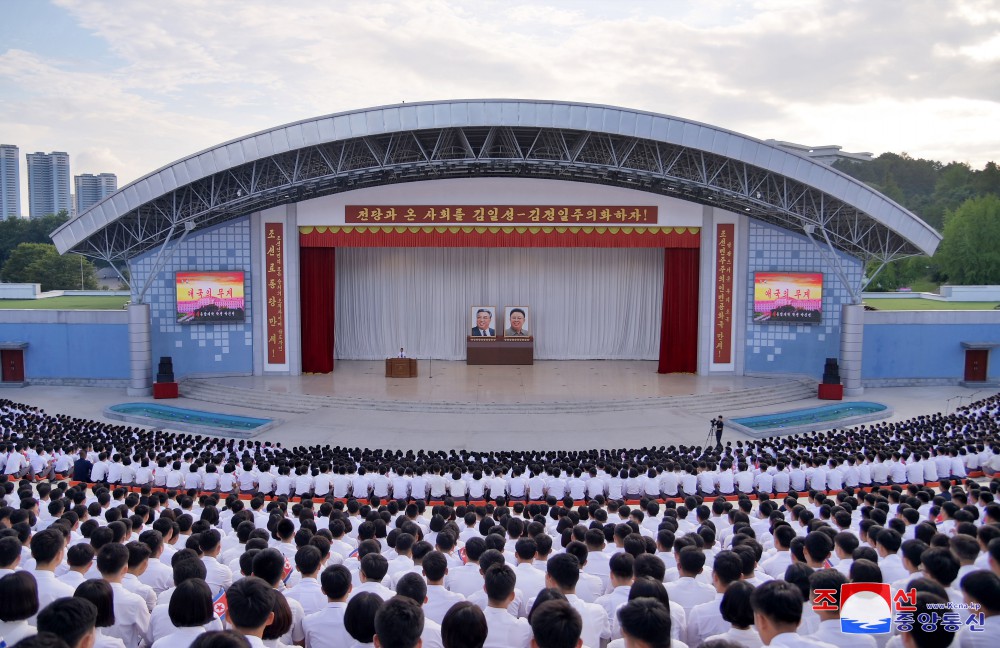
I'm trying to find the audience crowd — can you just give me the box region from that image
[0,393,999,648]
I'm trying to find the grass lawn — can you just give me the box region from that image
[864,298,1000,311]
[0,296,130,310]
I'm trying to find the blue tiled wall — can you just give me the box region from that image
[864,321,1000,382]
[744,222,863,377]
[130,218,253,378]
[0,321,129,381]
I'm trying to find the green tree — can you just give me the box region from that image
[936,195,1000,284]
[0,242,98,291]
[0,212,70,269]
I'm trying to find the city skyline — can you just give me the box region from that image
[1,1,997,219]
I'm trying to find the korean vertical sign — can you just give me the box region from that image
[713,224,734,364]
[264,223,286,365]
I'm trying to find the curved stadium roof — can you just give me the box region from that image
[52,99,941,264]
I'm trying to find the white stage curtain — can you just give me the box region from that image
[335,247,664,360]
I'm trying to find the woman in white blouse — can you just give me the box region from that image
[0,572,38,646]
[150,578,218,648]
[73,579,126,648]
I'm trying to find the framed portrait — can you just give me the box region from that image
[469,306,497,338]
[503,306,531,338]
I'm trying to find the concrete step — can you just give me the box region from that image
[180,377,818,416]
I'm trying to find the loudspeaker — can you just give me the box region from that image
[822,357,840,385]
[156,356,175,384]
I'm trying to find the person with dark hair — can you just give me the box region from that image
[302,564,353,648]
[188,630,252,648]
[421,551,465,625]
[807,569,876,648]
[686,550,744,646]
[750,580,835,647]
[199,529,233,596]
[480,564,530,648]
[0,571,39,644]
[513,538,546,601]
[344,592,382,647]
[703,580,759,647]
[95,542,150,648]
[8,632,74,648]
[666,545,716,610]
[286,545,325,616]
[150,578,216,648]
[529,599,582,648]
[72,579,122,648]
[262,593,293,648]
[251,548,306,645]
[616,597,672,648]
[920,547,962,604]
[36,597,98,648]
[899,592,957,648]
[31,528,76,614]
[440,601,488,648]
[392,573,445,648]
[957,569,1000,644]
[543,553,609,648]
[373,596,424,648]
[594,552,633,629]
[226,577,277,644]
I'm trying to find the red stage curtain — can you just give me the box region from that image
[300,247,336,373]
[658,248,699,373]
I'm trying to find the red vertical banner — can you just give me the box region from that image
[713,224,734,364]
[264,223,286,365]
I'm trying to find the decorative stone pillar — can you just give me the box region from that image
[840,303,865,396]
[126,303,152,396]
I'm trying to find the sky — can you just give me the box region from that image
[1,0,998,216]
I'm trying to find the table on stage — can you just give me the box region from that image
[385,358,418,378]
[466,338,534,365]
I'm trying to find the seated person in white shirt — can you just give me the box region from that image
[901,592,960,648]
[750,579,838,648]
[226,575,279,646]
[36,596,100,648]
[530,598,589,648]
[441,601,489,648]
[616,597,675,648]
[807,569,876,648]
[373,596,424,648]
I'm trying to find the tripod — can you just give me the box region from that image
[705,418,717,449]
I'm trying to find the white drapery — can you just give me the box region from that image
[334,247,664,360]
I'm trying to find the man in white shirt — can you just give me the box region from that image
[302,564,354,648]
[480,564,532,648]
[137,529,174,594]
[594,552,633,639]
[98,542,152,648]
[391,574,446,648]
[226,576,281,648]
[512,538,547,602]
[542,553,610,648]
[686,550,743,646]
[285,545,328,616]
[751,580,837,648]
[807,569,876,648]
[29,529,76,620]
[666,546,717,612]
[874,528,910,584]
[421,551,466,624]
[199,529,234,595]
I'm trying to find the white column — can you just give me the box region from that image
[840,303,864,396]
[126,303,152,396]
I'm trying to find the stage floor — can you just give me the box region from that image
[6,362,990,452]
[215,360,778,404]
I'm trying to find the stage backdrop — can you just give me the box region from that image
[334,247,664,360]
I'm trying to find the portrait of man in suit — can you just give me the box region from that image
[470,307,496,337]
[504,307,530,337]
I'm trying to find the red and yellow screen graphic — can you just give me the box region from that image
[176,271,245,324]
[753,272,823,323]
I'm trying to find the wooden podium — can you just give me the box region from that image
[385,358,417,378]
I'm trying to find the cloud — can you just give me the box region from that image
[0,0,995,211]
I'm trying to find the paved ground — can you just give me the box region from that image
[8,372,996,452]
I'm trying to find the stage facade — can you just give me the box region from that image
[52,100,941,395]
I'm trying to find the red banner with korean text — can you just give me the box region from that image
[346,205,657,225]
[713,224,734,364]
[265,223,286,365]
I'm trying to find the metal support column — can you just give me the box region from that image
[126,303,152,396]
[840,303,865,396]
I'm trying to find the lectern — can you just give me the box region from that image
[385,358,418,378]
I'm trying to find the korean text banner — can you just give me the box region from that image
[753,272,823,323]
[176,271,246,324]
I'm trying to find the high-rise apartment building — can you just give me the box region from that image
[0,144,20,220]
[27,151,71,218]
[75,172,117,214]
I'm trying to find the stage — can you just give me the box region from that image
[6,362,985,451]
